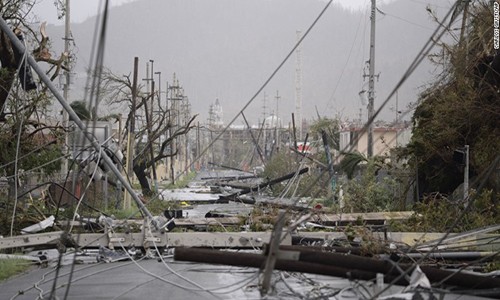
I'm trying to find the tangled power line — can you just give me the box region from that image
[2,0,499,299]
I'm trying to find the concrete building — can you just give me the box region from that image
[338,123,411,161]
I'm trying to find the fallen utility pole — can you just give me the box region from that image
[202,175,257,181]
[268,245,500,291]
[174,247,500,292]
[208,162,250,173]
[174,247,382,282]
[220,167,309,201]
[313,211,414,226]
[0,231,292,250]
[245,197,309,211]
[282,244,497,261]
[416,224,500,251]
[281,244,368,256]
[260,211,286,295]
[0,18,158,229]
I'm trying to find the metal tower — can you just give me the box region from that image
[262,92,268,126]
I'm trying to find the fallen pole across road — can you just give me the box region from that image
[174,247,500,292]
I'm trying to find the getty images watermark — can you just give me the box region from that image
[495,1,499,49]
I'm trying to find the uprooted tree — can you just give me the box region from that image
[100,68,197,197]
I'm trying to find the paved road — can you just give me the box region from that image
[2,170,491,300]
[3,256,489,300]
[0,257,263,299]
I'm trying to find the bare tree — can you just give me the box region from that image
[101,69,197,196]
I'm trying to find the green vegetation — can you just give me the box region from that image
[392,189,500,233]
[69,101,91,121]
[262,151,331,199]
[340,161,400,213]
[0,259,31,281]
[308,116,340,149]
[404,2,499,197]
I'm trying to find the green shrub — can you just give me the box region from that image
[394,190,499,232]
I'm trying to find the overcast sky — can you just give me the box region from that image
[32,0,429,124]
[33,0,384,24]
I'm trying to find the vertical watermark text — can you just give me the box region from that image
[494,1,499,49]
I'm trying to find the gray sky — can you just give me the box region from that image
[33,0,432,125]
[34,0,135,24]
[33,0,385,24]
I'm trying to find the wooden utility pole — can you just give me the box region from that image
[62,0,71,176]
[124,57,138,209]
[168,74,180,184]
[182,98,191,174]
[144,80,158,193]
[196,121,200,170]
[295,30,303,140]
[367,0,376,158]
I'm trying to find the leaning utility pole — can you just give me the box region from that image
[0,18,158,227]
[62,0,71,176]
[367,0,376,158]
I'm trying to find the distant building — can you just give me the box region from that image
[338,123,411,162]
[264,115,282,129]
[212,99,224,128]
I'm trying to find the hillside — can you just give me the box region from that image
[44,0,451,125]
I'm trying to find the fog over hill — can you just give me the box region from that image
[45,0,453,126]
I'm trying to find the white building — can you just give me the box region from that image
[338,124,412,162]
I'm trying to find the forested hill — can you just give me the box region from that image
[47,0,450,123]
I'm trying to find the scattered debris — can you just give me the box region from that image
[21,215,55,234]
